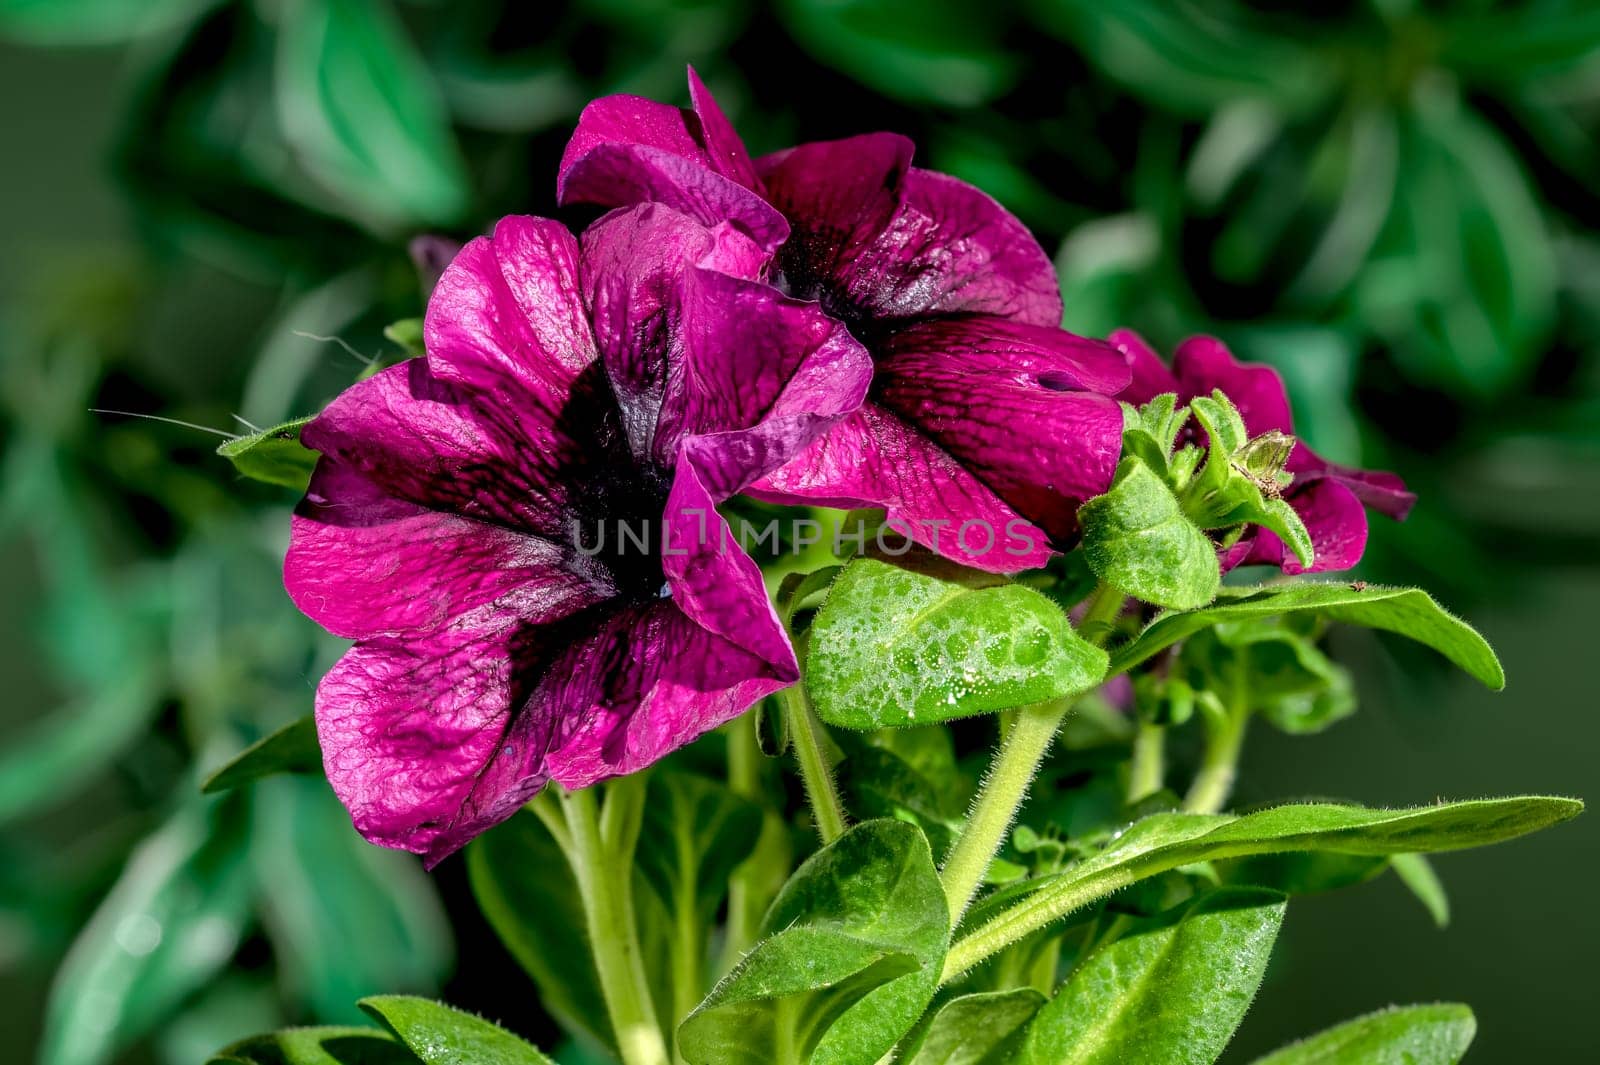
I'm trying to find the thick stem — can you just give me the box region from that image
[939,697,1072,921]
[1183,702,1249,815]
[937,583,1124,922]
[784,683,848,844]
[1127,723,1166,803]
[562,785,670,1065]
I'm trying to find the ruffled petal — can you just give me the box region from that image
[875,320,1127,543]
[287,461,601,640]
[762,135,1060,327]
[299,357,621,541]
[538,601,791,790]
[1170,335,1294,436]
[316,619,554,865]
[687,66,760,189]
[424,216,596,402]
[753,404,1053,572]
[1290,449,1417,520]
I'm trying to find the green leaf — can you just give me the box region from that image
[1109,582,1505,688]
[208,1027,415,1065]
[838,745,964,860]
[252,777,452,1023]
[217,417,318,491]
[678,819,949,1065]
[633,771,763,1024]
[275,0,470,230]
[203,716,323,794]
[900,988,1046,1065]
[42,801,253,1065]
[1019,888,1285,1065]
[1391,853,1451,929]
[1217,851,1388,896]
[1179,620,1356,735]
[0,0,206,46]
[1249,1003,1476,1064]
[466,810,612,1050]
[361,996,554,1065]
[1080,457,1221,610]
[805,558,1107,729]
[383,317,426,358]
[950,797,1581,976]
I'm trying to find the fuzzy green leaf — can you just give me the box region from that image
[678,819,949,1065]
[1391,853,1451,928]
[1109,582,1505,688]
[806,558,1107,728]
[901,988,1046,1065]
[202,716,322,794]
[1019,888,1285,1065]
[1249,1003,1476,1064]
[361,996,553,1065]
[948,797,1580,978]
[217,417,318,491]
[1080,457,1221,610]
[208,1026,415,1065]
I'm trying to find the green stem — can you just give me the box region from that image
[562,785,670,1065]
[719,713,772,974]
[1184,698,1250,815]
[1127,723,1166,803]
[939,697,1073,921]
[784,683,847,844]
[937,583,1124,922]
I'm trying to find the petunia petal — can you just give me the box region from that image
[1289,449,1417,520]
[1110,328,1181,403]
[537,601,792,790]
[316,619,553,865]
[1170,335,1294,435]
[1244,478,1369,575]
[287,461,601,641]
[875,320,1127,543]
[752,404,1054,572]
[424,215,596,403]
[686,66,760,189]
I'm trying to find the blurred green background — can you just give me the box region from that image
[0,1,1595,1062]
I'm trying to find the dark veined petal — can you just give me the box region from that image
[287,461,602,641]
[752,404,1053,572]
[316,618,554,866]
[425,215,597,402]
[1110,328,1181,403]
[1170,335,1294,435]
[762,135,1061,327]
[558,89,786,252]
[875,319,1128,542]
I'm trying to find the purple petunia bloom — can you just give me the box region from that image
[558,70,1130,571]
[286,207,871,864]
[1112,330,1415,574]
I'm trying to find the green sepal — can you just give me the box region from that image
[201,716,322,794]
[217,416,318,491]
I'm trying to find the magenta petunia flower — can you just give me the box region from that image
[558,70,1130,571]
[1111,330,1415,574]
[285,207,871,864]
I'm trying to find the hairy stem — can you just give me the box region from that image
[1127,722,1166,803]
[784,683,848,844]
[562,784,669,1065]
[939,697,1072,921]
[937,583,1124,922]
[1184,692,1250,815]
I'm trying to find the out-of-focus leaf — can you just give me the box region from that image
[1249,1003,1475,1064]
[253,777,451,1023]
[275,0,470,230]
[1030,1,1334,117]
[1110,582,1504,689]
[382,318,425,358]
[779,0,1015,106]
[361,996,555,1064]
[208,1026,414,1065]
[0,0,208,45]
[1018,888,1285,1065]
[41,800,254,1065]
[901,988,1046,1065]
[806,558,1107,728]
[1440,4,1600,84]
[158,973,284,1065]
[1391,853,1451,929]
[1361,103,1555,396]
[217,417,318,490]
[678,819,948,1065]
[466,810,612,1051]
[202,716,322,794]
[0,663,162,823]
[837,745,964,860]
[1217,851,1387,896]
